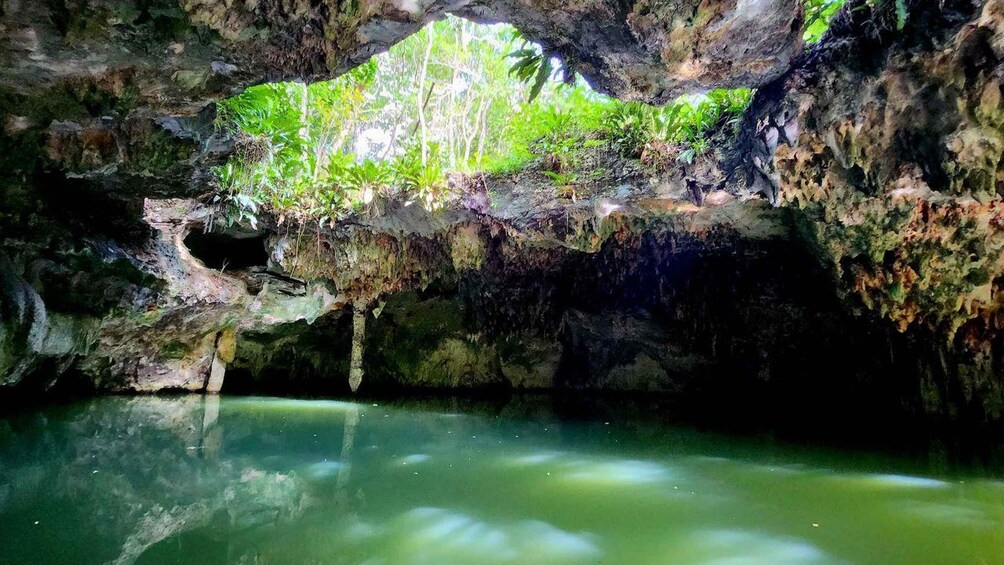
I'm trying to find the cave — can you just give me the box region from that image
[183,230,269,271]
[3,0,1004,563]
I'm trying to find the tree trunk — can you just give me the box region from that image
[417,26,434,166]
[298,82,311,178]
[475,97,491,165]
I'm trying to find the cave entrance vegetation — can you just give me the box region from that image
[210,15,756,231]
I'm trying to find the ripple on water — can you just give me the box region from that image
[305,461,342,478]
[235,398,364,412]
[367,507,603,564]
[563,459,672,485]
[506,452,672,485]
[860,474,949,489]
[679,529,836,565]
[894,500,997,529]
[506,451,565,466]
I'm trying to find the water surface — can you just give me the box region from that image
[1,396,1002,564]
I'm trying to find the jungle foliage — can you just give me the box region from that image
[217,12,858,227]
[804,0,848,43]
[803,0,910,43]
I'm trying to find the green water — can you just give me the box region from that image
[1,396,1003,564]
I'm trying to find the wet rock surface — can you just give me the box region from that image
[734,0,1004,420]
[0,0,803,216]
[2,1,1004,424]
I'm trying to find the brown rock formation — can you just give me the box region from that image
[734,0,1004,419]
[3,0,1004,424]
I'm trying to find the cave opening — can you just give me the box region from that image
[9,1,1004,563]
[211,14,756,228]
[183,229,269,271]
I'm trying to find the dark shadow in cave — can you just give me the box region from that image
[184,230,269,271]
[221,311,354,396]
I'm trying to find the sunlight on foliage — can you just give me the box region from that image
[601,89,752,165]
[213,16,753,228]
[803,0,909,45]
[804,0,847,43]
[214,62,380,228]
[507,30,575,103]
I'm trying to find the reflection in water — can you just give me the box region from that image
[336,404,359,516]
[0,396,1003,564]
[0,397,311,564]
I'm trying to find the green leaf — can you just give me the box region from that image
[895,0,908,30]
[528,57,552,103]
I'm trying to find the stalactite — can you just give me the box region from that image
[349,300,367,392]
[206,328,235,394]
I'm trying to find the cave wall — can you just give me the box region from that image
[0,0,804,216]
[733,0,1004,420]
[2,0,1004,423]
[219,204,974,423]
[0,0,806,395]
